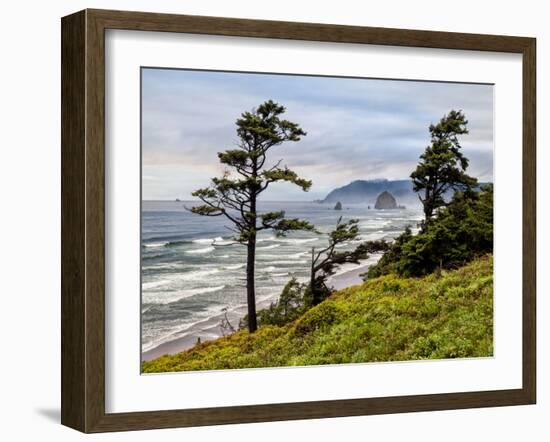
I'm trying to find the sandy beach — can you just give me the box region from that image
[328,253,382,291]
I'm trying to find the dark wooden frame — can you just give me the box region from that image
[61,8,536,433]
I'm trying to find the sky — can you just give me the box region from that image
[141,68,493,201]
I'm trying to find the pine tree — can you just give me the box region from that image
[190,100,315,332]
[411,110,477,224]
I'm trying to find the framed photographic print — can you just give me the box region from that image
[61,9,536,433]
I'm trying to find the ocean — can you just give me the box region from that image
[141,200,422,357]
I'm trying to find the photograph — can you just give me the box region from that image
[139,68,494,373]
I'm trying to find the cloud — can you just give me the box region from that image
[142,68,493,200]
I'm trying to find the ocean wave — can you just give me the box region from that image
[224,263,245,270]
[358,232,387,241]
[272,237,319,244]
[164,240,188,248]
[214,240,237,246]
[257,244,281,250]
[178,268,220,281]
[142,253,165,260]
[142,262,185,271]
[268,260,308,265]
[142,279,171,290]
[185,246,215,255]
[143,285,226,305]
[288,251,308,258]
[257,251,308,260]
[142,269,220,290]
[193,236,224,244]
[144,242,168,248]
[141,303,230,353]
[359,220,392,229]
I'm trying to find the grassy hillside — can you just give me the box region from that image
[143,255,493,373]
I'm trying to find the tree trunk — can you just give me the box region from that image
[310,247,317,305]
[246,235,258,333]
[424,187,433,221]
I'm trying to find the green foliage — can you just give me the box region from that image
[411,110,478,222]
[308,218,390,305]
[142,256,493,373]
[363,228,413,278]
[367,185,493,278]
[242,278,309,328]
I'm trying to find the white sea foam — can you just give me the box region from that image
[213,239,237,246]
[257,251,308,260]
[176,268,220,281]
[142,279,171,290]
[143,285,226,305]
[144,242,168,248]
[269,259,307,265]
[288,251,308,258]
[224,263,245,270]
[273,237,319,244]
[142,304,225,352]
[185,246,215,254]
[358,232,387,241]
[142,269,220,290]
[268,259,308,265]
[192,236,223,244]
[257,244,281,250]
[143,262,183,271]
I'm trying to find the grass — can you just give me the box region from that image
[142,255,493,373]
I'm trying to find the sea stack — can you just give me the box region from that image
[334,201,342,210]
[374,191,398,209]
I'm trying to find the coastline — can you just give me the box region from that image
[141,254,381,362]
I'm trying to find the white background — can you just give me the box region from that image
[106,30,522,413]
[0,0,547,440]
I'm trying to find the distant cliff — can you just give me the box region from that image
[322,179,415,204]
[321,179,489,206]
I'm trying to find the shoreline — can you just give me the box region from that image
[142,255,381,362]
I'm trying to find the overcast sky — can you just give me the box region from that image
[142,68,493,201]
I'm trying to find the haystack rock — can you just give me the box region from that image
[374,191,398,209]
[334,201,342,210]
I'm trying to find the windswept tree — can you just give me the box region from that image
[411,110,477,225]
[190,100,315,333]
[309,217,389,305]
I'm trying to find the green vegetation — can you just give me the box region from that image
[367,185,493,278]
[309,217,388,306]
[142,255,493,373]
